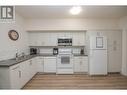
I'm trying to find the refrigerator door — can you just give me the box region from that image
[90,36,107,50]
[89,49,107,75]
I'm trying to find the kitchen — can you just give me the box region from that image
[0,6,126,89]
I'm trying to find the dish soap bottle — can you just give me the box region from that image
[80,48,84,55]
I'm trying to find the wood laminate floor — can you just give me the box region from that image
[23,73,127,89]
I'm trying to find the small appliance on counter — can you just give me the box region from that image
[30,48,38,55]
[80,48,84,55]
[53,48,58,55]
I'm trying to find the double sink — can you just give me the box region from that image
[0,54,37,67]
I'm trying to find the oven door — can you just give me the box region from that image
[57,54,73,68]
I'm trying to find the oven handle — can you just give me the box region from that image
[57,55,73,58]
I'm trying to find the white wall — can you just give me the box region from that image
[119,16,127,75]
[0,13,29,61]
[26,18,120,31]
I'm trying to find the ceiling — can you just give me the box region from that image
[16,6,127,19]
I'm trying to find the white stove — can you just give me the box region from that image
[57,48,73,74]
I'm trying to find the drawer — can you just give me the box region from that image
[57,68,73,74]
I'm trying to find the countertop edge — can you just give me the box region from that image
[0,54,88,67]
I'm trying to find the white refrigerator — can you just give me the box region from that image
[89,36,107,75]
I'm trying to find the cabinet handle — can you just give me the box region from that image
[19,71,21,78]
[12,66,19,70]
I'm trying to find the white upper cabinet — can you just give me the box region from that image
[29,33,37,46]
[72,32,86,46]
[29,32,57,46]
[28,31,86,46]
[57,32,72,38]
[47,32,57,46]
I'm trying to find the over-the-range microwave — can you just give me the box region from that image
[58,38,72,46]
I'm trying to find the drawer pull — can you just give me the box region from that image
[19,71,21,78]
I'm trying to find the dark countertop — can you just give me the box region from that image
[38,54,57,57]
[73,54,88,56]
[0,55,37,67]
[0,54,57,67]
[0,53,87,67]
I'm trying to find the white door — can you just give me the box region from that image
[83,57,88,72]
[10,64,21,89]
[44,57,56,73]
[74,57,88,72]
[36,57,44,72]
[32,57,37,75]
[29,33,38,46]
[89,50,107,75]
[73,32,85,46]
[20,61,30,86]
[28,59,34,79]
[49,32,57,46]
[74,57,81,72]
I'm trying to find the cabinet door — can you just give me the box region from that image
[82,57,88,72]
[73,32,85,46]
[49,32,57,46]
[32,57,37,75]
[44,57,56,73]
[74,57,81,72]
[10,64,21,89]
[29,33,37,46]
[42,33,50,46]
[73,32,80,46]
[74,57,88,72]
[80,58,85,72]
[78,32,85,45]
[80,57,88,72]
[28,59,35,79]
[36,57,44,72]
[25,59,36,80]
[20,61,30,86]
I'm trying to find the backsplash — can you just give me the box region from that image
[39,48,53,54]
[38,46,87,55]
[0,49,29,61]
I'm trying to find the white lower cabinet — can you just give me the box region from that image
[20,61,30,87]
[32,57,37,75]
[28,59,36,79]
[0,55,88,89]
[10,64,21,89]
[44,57,56,73]
[74,56,88,73]
[0,57,38,89]
[36,57,44,72]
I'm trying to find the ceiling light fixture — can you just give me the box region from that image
[70,6,82,15]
